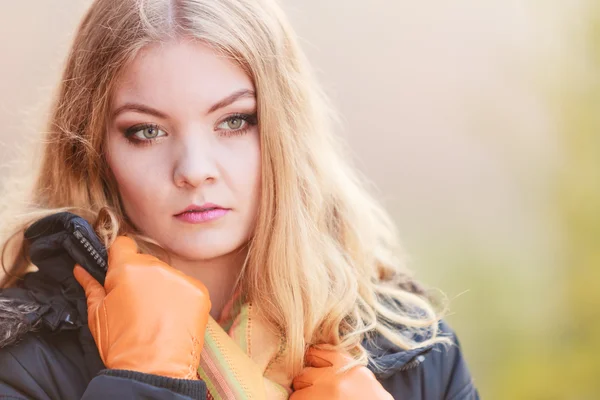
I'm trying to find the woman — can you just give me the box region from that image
[0,0,478,399]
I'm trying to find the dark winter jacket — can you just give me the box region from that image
[0,213,479,399]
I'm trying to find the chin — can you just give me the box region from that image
[161,235,246,262]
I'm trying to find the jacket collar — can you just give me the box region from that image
[9,211,435,379]
[9,254,433,379]
[363,330,436,379]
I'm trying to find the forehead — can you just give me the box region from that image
[112,39,254,110]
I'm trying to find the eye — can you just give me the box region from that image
[215,113,258,137]
[125,124,167,141]
[217,116,247,131]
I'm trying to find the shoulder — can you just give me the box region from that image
[419,321,479,399]
[369,321,480,400]
[0,329,93,399]
[0,284,98,400]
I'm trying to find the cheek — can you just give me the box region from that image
[232,137,261,201]
[106,145,166,219]
[114,170,152,212]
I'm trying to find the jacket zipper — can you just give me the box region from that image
[73,229,107,270]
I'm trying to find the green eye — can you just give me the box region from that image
[227,118,244,130]
[125,124,166,141]
[219,117,246,131]
[136,126,164,139]
[216,113,257,137]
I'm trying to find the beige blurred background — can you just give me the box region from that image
[1,1,599,399]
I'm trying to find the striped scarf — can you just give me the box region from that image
[198,292,292,399]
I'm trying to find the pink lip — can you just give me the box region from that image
[174,203,230,223]
[175,208,229,223]
[175,203,225,215]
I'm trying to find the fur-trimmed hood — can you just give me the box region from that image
[0,296,43,348]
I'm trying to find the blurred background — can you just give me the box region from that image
[1,1,598,398]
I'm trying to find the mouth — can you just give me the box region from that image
[174,203,228,216]
[174,203,231,223]
[175,207,220,215]
[175,207,229,224]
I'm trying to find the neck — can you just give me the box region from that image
[168,247,248,320]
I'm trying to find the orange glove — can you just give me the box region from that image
[73,236,211,380]
[290,347,394,400]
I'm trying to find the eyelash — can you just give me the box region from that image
[123,113,258,146]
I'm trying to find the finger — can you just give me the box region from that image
[73,264,106,309]
[289,385,320,400]
[306,347,354,368]
[292,366,330,391]
[107,236,138,271]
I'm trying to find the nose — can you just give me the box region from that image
[172,133,218,189]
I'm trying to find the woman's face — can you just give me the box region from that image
[106,39,261,262]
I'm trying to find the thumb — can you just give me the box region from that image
[292,367,321,391]
[108,236,139,270]
[306,347,357,368]
[73,264,106,311]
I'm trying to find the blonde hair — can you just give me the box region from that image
[0,0,448,376]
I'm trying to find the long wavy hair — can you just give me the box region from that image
[0,0,448,376]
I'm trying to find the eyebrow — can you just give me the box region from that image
[112,88,256,119]
[207,89,256,114]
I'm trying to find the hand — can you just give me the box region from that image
[74,236,211,380]
[290,347,393,400]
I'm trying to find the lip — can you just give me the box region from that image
[174,203,230,224]
[175,203,227,215]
